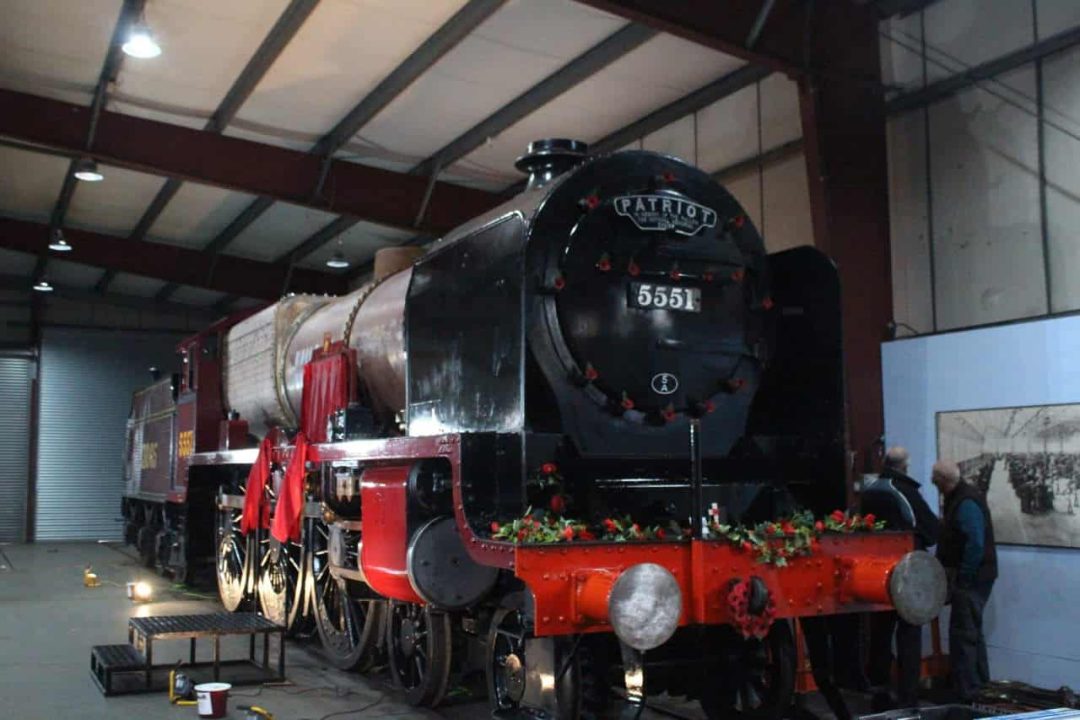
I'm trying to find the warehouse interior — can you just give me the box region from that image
[1,0,1079,719]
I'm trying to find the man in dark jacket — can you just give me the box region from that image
[863,446,941,707]
[932,459,998,702]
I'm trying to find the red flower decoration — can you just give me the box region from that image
[584,364,599,381]
[627,260,641,277]
[662,406,677,422]
[661,171,676,182]
[814,521,825,533]
[603,518,618,533]
[781,521,796,536]
[656,528,666,540]
[491,521,501,533]
[562,526,575,541]
[549,495,566,514]
[621,395,635,410]
[517,528,528,541]
[731,268,745,283]
[864,513,876,527]
[541,462,558,475]
[704,400,716,413]
[597,256,612,272]
[579,529,596,541]
[830,509,846,523]
[733,215,746,228]
[553,275,565,290]
[741,541,753,553]
[583,194,601,210]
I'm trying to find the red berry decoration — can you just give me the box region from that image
[662,405,677,422]
[597,255,612,272]
[549,495,566,514]
[669,268,682,281]
[562,526,575,541]
[620,394,635,410]
[762,296,774,310]
[553,275,566,291]
[661,171,676,182]
[491,521,501,533]
[541,462,558,475]
[583,194,601,210]
[731,268,745,283]
[584,364,599,381]
[733,214,746,228]
[627,260,641,277]
[704,400,716,413]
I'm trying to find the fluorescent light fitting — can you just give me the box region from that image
[33,280,53,293]
[122,21,162,58]
[73,158,104,182]
[49,229,72,252]
[326,252,350,269]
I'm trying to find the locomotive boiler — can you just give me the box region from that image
[122,139,946,719]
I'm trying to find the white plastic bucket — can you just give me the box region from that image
[195,682,231,718]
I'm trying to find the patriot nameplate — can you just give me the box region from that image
[613,194,718,236]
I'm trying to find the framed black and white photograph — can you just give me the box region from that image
[937,403,1080,549]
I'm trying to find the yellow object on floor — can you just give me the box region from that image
[83,565,100,588]
[239,705,275,720]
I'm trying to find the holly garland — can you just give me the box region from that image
[710,509,886,566]
[490,509,670,544]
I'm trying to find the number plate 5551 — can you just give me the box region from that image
[628,282,701,313]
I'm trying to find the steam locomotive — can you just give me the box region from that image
[121,139,945,718]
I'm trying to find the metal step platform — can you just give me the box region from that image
[90,612,285,696]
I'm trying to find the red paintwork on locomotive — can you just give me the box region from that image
[359,464,423,603]
[125,379,176,500]
[310,433,917,637]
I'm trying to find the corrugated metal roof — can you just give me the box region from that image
[148,182,258,250]
[66,163,167,236]
[226,201,339,261]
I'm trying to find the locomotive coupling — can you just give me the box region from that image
[841,550,947,626]
[575,563,682,651]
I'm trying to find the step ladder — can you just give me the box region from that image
[90,612,285,696]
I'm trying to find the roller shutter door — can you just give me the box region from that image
[35,329,183,541]
[0,356,32,542]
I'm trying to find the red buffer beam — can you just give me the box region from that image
[0,89,502,235]
[0,217,347,300]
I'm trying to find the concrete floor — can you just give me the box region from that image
[0,541,860,720]
[0,541,477,720]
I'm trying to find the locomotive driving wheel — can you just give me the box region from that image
[699,621,796,720]
[256,533,308,635]
[216,481,252,612]
[309,518,384,670]
[386,601,452,707]
[486,607,582,718]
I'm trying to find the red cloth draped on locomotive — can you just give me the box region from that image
[123,139,945,719]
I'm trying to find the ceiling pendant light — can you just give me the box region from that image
[33,279,54,293]
[73,158,104,182]
[122,18,162,59]
[326,251,350,269]
[48,229,72,252]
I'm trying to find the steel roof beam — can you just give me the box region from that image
[590,63,771,156]
[40,0,142,286]
[411,23,656,179]
[0,217,346,300]
[210,0,506,269]
[0,273,216,319]
[570,0,881,83]
[118,0,322,296]
[0,89,502,232]
[311,0,506,157]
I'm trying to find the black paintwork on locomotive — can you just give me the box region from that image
[404,148,845,531]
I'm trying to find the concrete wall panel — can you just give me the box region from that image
[1043,45,1080,312]
[887,113,934,334]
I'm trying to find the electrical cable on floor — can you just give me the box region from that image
[296,693,384,720]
